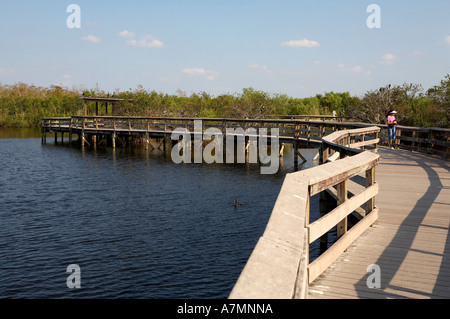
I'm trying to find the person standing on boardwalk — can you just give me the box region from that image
[387,110,397,149]
[340,109,345,122]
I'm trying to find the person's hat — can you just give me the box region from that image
[390,110,397,114]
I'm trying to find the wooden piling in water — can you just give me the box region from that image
[41,127,46,144]
[294,141,298,165]
[279,143,285,157]
[145,131,149,150]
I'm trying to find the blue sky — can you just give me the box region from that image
[0,0,449,98]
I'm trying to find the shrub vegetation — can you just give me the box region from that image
[1,74,448,128]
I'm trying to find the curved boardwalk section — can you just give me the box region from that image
[230,125,449,299]
[308,147,450,299]
[229,127,381,299]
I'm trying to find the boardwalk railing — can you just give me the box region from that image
[229,127,380,299]
[378,125,450,159]
[264,114,351,122]
[41,117,72,129]
[322,123,449,159]
[41,116,449,158]
[41,116,348,146]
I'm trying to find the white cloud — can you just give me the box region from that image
[409,50,424,58]
[81,35,100,44]
[247,64,273,75]
[336,63,362,73]
[280,39,320,48]
[182,68,207,75]
[351,65,362,73]
[126,35,164,48]
[118,30,135,38]
[442,35,450,45]
[380,53,397,65]
[118,30,164,48]
[181,68,219,80]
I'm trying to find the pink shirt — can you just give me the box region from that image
[387,115,396,125]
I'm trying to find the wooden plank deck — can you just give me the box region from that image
[308,147,450,299]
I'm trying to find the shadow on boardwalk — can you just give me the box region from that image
[355,148,450,298]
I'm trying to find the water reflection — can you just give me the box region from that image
[0,127,41,139]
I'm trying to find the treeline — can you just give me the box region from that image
[0,74,448,128]
[0,83,83,127]
[354,75,450,128]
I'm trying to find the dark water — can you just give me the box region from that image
[0,128,322,298]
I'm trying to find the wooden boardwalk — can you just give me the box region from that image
[41,116,449,299]
[308,147,450,299]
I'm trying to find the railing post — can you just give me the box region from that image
[365,167,375,216]
[298,191,311,298]
[336,179,348,239]
[374,131,379,152]
[395,127,401,149]
[427,129,434,154]
[321,144,329,164]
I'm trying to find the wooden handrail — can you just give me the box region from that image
[229,126,380,299]
[41,116,449,158]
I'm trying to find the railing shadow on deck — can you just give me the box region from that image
[353,148,449,298]
[229,127,381,299]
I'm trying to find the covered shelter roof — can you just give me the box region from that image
[80,95,134,116]
[80,96,132,103]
